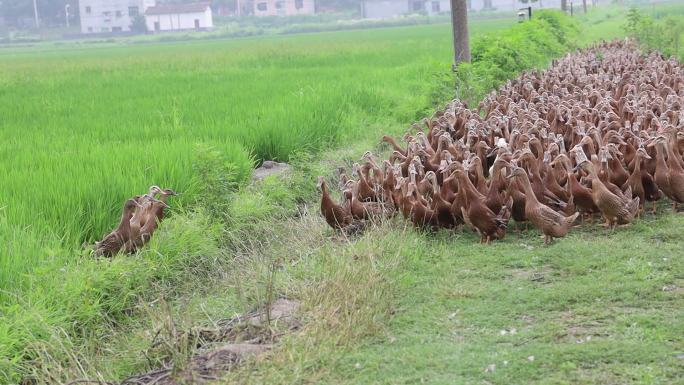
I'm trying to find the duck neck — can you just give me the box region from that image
[632,154,642,175]
[118,209,134,232]
[566,171,576,194]
[435,140,445,158]
[130,207,145,227]
[431,177,439,197]
[472,164,487,191]
[321,182,334,206]
[517,174,539,205]
[532,141,544,166]
[527,157,541,178]
[600,160,610,179]
[585,166,602,189]
[384,136,403,153]
[490,163,503,190]
[655,144,669,171]
[456,174,473,206]
[384,169,395,188]
[665,140,684,172]
[585,141,596,157]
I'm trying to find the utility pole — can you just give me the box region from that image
[450,0,470,68]
[32,0,40,28]
[65,4,71,28]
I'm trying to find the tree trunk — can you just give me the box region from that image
[561,0,567,12]
[450,0,470,67]
[582,0,587,13]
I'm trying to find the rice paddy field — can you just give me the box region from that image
[0,18,516,293]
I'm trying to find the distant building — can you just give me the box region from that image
[252,0,316,17]
[145,2,213,31]
[360,0,561,19]
[79,0,155,33]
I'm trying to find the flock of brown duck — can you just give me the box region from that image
[319,41,684,244]
[94,186,177,257]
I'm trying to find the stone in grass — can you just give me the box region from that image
[252,160,290,181]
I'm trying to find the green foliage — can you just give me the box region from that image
[624,7,641,36]
[238,212,684,384]
[192,143,254,221]
[0,209,222,383]
[621,3,684,60]
[456,10,578,103]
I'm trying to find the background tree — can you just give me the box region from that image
[130,15,147,33]
[1,0,78,28]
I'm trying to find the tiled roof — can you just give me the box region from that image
[145,2,211,15]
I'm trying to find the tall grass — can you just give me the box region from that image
[0,23,515,291]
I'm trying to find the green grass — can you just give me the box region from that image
[215,210,684,384]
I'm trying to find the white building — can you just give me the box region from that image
[360,0,561,19]
[79,0,155,34]
[253,0,316,17]
[145,2,214,32]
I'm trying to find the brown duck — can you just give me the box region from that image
[578,160,639,229]
[454,169,509,243]
[94,199,141,258]
[318,176,352,230]
[508,167,579,244]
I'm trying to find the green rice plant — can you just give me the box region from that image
[0,21,520,295]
